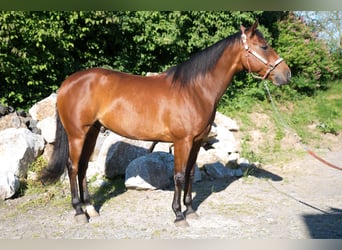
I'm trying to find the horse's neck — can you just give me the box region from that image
[198,43,243,106]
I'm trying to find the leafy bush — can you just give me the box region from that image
[0,11,339,110]
[274,13,339,95]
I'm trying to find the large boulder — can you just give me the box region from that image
[196,112,240,169]
[0,172,20,200]
[29,93,57,121]
[125,152,202,190]
[125,152,174,190]
[96,132,153,178]
[0,112,26,131]
[0,128,45,199]
[29,93,57,144]
[214,111,239,131]
[37,115,56,143]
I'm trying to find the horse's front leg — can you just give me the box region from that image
[183,140,202,219]
[172,139,193,227]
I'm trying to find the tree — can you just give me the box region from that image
[295,11,342,78]
[0,11,339,109]
[274,12,339,95]
[296,11,342,53]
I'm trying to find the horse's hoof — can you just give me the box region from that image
[74,213,89,224]
[185,211,199,220]
[174,219,189,227]
[85,205,100,218]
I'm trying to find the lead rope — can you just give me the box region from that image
[263,81,342,171]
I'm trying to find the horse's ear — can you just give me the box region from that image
[240,24,246,34]
[250,20,259,37]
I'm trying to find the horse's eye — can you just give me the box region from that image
[260,45,268,51]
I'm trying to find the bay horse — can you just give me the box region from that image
[40,21,291,227]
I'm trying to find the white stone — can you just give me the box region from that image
[125,152,201,190]
[29,93,57,121]
[125,152,174,190]
[197,147,225,168]
[0,172,20,199]
[214,111,239,131]
[37,115,56,143]
[125,175,156,190]
[237,157,250,166]
[0,128,45,178]
[95,132,153,178]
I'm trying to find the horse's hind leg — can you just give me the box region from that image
[66,123,100,223]
[67,136,89,223]
[78,124,100,218]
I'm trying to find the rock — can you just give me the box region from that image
[29,93,57,121]
[210,125,239,154]
[91,129,112,162]
[37,115,56,143]
[0,112,26,131]
[214,111,239,131]
[41,143,54,162]
[150,142,173,153]
[0,104,14,117]
[27,118,41,134]
[125,152,202,190]
[0,128,44,199]
[96,132,152,178]
[0,128,45,178]
[125,152,174,190]
[225,152,240,169]
[196,147,223,169]
[86,162,104,180]
[237,157,250,168]
[0,172,20,200]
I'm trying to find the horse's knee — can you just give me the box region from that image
[174,172,185,185]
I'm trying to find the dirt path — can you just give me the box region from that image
[1,147,341,239]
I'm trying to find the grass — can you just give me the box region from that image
[219,80,342,166]
[10,155,71,213]
[88,177,126,207]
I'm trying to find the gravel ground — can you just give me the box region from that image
[0,148,341,239]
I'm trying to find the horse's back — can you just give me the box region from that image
[56,67,177,141]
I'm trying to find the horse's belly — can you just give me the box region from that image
[99,112,172,142]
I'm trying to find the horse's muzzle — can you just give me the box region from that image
[274,69,291,86]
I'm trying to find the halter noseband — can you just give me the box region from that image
[241,33,283,80]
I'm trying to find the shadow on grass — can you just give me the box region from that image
[91,176,127,212]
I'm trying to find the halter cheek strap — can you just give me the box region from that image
[241,33,283,80]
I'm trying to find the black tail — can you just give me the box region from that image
[40,111,69,185]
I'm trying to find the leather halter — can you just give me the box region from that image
[241,33,283,80]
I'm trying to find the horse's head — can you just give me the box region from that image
[240,21,291,86]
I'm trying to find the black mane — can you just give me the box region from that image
[166,31,242,85]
